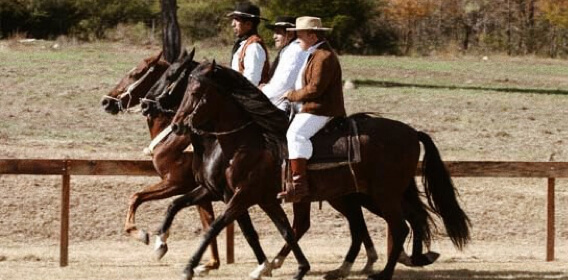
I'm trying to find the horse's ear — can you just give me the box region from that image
[188,48,195,62]
[178,49,188,60]
[211,60,217,71]
[148,50,163,64]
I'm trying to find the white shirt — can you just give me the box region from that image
[231,40,266,86]
[261,39,308,111]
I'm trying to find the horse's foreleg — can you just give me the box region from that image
[193,202,220,275]
[124,180,188,244]
[235,213,271,280]
[260,202,310,280]
[272,201,311,270]
[182,190,253,280]
[154,186,215,261]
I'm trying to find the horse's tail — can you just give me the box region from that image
[418,131,471,250]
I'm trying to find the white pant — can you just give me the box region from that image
[287,113,331,159]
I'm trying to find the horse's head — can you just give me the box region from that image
[101,51,169,114]
[141,48,196,117]
[171,60,228,135]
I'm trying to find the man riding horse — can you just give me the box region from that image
[277,16,345,203]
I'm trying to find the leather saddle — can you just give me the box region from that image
[307,116,361,170]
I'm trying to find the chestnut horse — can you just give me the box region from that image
[101,50,221,274]
[171,61,471,280]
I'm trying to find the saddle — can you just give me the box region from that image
[307,116,361,170]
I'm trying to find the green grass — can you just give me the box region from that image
[1,40,567,160]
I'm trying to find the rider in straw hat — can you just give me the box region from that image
[227,1,270,86]
[260,16,309,112]
[277,16,346,203]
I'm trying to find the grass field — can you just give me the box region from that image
[1,40,568,280]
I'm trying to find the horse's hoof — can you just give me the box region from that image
[271,255,285,269]
[367,271,390,280]
[181,272,193,280]
[138,230,150,245]
[424,251,440,264]
[361,264,374,275]
[249,260,272,279]
[292,265,310,280]
[397,251,413,267]
[154,243,168,261]
[194,264,210,276]
[323,269,347,280]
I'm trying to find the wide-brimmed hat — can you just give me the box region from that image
[287,16,332,31]
[226,2,267,21]
[266,16,296,30]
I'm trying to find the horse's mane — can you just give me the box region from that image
[195,62,289,144]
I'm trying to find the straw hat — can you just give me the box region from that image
[287,16,332,31]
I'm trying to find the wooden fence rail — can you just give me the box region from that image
[1,159,567,266]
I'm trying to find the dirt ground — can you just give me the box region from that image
[1,41,568,279]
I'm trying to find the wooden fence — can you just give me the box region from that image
[1,159,567,267]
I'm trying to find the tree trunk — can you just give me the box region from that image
[161,0,181,64]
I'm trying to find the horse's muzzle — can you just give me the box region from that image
[101,98,119,115]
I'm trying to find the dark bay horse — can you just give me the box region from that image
[101,50,222,274]
[140,50,282,279]
[171,61,471,280]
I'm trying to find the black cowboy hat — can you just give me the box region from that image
[266,16,296,30]
[226,2,268,21]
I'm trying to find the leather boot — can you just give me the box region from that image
[277,158,309,203]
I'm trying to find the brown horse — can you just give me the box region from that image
[151,55,442,279]
[101,50,221,274]
[171,61,471,280]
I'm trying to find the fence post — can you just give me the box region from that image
[60,160,70,267]
[226,222,234,264]
[546,177,555,261]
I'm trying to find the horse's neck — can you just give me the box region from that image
[147,114,173,139]
[216,124,265,158]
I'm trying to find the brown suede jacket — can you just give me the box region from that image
[286,41,346,117]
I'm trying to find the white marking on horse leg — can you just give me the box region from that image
[194,264,210,276]
[153,231,169,261]
[249,260,273,279]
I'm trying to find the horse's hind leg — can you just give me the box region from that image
[324,195,377,280]
[271,201,311,269]
[124,180,188,244]
[401,178,439,267]
[259,202,310,280]
[368,200,408,280]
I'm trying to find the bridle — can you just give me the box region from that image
[154,68,188,114]
[183,72,253,136]
[103,66,156,113]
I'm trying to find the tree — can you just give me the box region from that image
[161,0,181,63]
